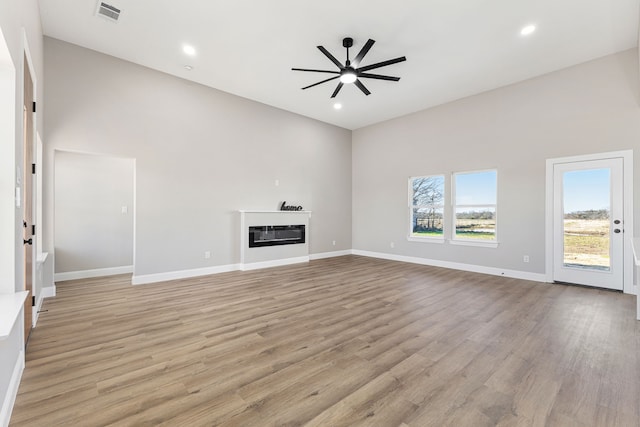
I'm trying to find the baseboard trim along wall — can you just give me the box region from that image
[352,249,548,283]
[0,350,24,427]
[40,285,56,299]
[240,256,309,272]
[132,264,241,285]
[54,265,134,282]
[32,286,56,328]
[309,250,352,260]
[32,296,43,328]
[131,250,546,286]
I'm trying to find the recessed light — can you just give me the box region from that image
[520,25,536,36]
[183,44,196,56]
[184,65,193,71]
[333,103,342,110]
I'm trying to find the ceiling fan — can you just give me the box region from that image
[292,37,406,98]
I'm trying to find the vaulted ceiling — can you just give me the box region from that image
[39,0,639,130]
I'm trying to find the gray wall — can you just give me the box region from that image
[54,151,134,274]
[352,49,640,275]
[43,37,352,278]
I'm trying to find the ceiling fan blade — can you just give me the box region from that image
[301,75,339,90]
[358,56,407,73]
[354,79,371,96]
[358,72,400,81]
[317,46,344,69]
[330,82,344,98]
[292,68,340,74]
[352,39,375,67]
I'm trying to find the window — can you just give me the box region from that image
[453,170,497,242]
[409,175,445,239]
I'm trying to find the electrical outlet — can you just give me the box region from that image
[204,251,211,259]
[332,240,336,246]
[275,179,279,186]
[523,255,529,263]
[390,242,395,249]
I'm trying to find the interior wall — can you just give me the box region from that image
[54,151,134,274]
[43,37,352,279]
[0,27,16,296]
[0,0,43,422]
[0,0,44,294]
[352,49,640,277]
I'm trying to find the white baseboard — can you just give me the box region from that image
[309,250,353,260]
[352,250,548,283]
[240,256,309,271]
[40,285,56,299]
[54,265,133,282]
[132,264,240,285]
[31,285,55,328]
[131,251,349,285]
[32,295,42,328]
[126,249,546,286]
[0,350,24,427]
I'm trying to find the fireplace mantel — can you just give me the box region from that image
[238,210,311,215]
[239,210,311,271]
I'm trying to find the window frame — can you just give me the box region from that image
[451,169,499,248]
[408,174,446,243]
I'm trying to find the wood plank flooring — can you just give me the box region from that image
[10,255,640,426]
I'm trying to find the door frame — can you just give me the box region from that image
[545,150,634,294]
[22,34,36,344]
[0,27,16,295]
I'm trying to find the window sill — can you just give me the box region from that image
[407,236,445,244]
[450,239,499,248]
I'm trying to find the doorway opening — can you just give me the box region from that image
[54,151,135,281]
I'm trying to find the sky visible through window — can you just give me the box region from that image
[455,171,496,205]
[563,168,610,213]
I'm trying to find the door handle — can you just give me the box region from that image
[613,229,622,234]
[23,238,32,245]
[614,219,621,225]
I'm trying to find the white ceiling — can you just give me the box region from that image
[38,0,639,130]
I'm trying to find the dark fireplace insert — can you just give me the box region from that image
[249,225,306,248]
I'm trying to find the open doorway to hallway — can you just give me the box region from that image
[54,151,135,281]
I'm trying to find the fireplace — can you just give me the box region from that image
[239,210,311,271]
[249,225,305,248]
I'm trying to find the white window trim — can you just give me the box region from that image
[451,169,498,246]
[408,236,446,244]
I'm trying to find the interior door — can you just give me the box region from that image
[553,158,623,290]
[23,55,34,345]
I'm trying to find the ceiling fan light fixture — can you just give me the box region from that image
[340,69,357,84]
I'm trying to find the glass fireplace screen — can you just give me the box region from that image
[248,225,306,248]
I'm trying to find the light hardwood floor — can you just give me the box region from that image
[10,255,640,426]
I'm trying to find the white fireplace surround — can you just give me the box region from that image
[239,210,311,271]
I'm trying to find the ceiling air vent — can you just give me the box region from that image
[96,2,121,22]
